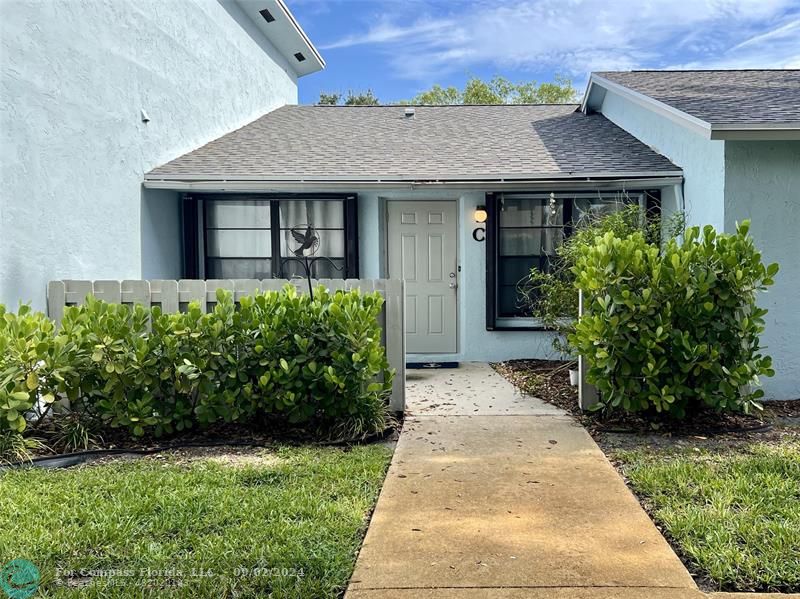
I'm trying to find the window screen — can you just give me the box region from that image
[488,191,647,325]
[195,195,357,280]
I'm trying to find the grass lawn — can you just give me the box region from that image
[616,441,800,593]
[0,445,392,598]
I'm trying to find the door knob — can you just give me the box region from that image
[449,282,457,289]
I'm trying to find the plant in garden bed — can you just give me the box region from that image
[571,221,777,418]
[517,203,682,358]
[0,286,394,460]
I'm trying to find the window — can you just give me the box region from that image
[485,191,653,330]
[182,194,358,280]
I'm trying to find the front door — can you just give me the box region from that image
[387,201,458,354]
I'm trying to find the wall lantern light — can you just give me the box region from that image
[472,205,487,242]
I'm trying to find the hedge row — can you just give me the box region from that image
[571,221,777,418]
[0,286,394,439]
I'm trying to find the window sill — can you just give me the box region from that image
[489,318,551,332]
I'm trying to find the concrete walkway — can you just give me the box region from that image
[346,363,702,598]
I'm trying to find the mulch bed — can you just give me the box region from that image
[9,417,401,467]
[491,359,800,451]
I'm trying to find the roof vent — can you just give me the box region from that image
[404,107,415,118]
[259,8,275,23]
[294,52,306,62]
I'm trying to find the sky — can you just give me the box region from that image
[287,0,800,105]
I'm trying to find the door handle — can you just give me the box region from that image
[449,282,457,289]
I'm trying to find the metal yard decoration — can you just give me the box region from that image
[283,224,342,298]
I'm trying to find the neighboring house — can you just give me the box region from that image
[582,70,800,400]
[0,0,323,308]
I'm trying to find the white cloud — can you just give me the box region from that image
[321,0,800,80]
[319,18,455,50]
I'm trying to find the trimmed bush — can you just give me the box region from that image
[517,203,684,356]
[571,221,777,418]
[0,286,393,441]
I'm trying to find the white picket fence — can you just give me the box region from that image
[47,278,405,412]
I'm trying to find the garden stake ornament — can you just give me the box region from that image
[284,224,342,299]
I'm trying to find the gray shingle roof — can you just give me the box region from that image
[146,104,679,182]
[596,70,800,125]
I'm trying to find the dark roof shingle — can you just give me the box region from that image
[596,70,800,125]
[146,104,679,181]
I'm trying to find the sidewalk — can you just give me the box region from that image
[346,363,701,598]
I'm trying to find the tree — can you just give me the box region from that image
[404,75,576,105]
[317,92,341,105]
[317,89,380,105]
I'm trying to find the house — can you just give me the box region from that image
[2,3,797,400]
[144,70,799,400]
[0,0,323,308]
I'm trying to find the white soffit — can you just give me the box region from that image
[235,0,325,77]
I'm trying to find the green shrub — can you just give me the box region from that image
[0,304,81,433]
[571,221,777,418]
[0,286,393,443]
[518,204,683,356]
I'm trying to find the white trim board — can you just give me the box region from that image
[582,74,800,141]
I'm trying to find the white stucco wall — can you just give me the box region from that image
[1,0,298,309]
[724,141,800,401]
[598,90,726,231]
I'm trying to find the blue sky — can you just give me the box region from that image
[287,0,800,104]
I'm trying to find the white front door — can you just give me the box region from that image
[387,200,458,354]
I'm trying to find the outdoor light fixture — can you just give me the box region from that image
[472,205,487,242]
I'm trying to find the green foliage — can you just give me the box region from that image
[318,89,380,105]
[518,203,680,356]
[618,442,800,591]
[319,75,576,106]
[0,286,393,441]
[404,74,576,104]
[570,221,777,418]
[0,445,392,597]
[0,304,81,433]
[52,412,102,452]
[0,431,48,464]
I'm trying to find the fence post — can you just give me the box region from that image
[179,279,208,312]
[577,289,599,410]
[93,280,121,304]
[383,278,406,413]
[47,281,66,326]
[64,280,93,306]
[121,280,151,308]
[150,280,179,313]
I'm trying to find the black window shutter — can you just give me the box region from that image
[485,192,497,330]
[344,194,359,278]
[181,194,200,279]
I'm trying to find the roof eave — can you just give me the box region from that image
[582,74,714,139]
[143,171,684,192]
[709,123,800,140]
[234,0,325,77]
